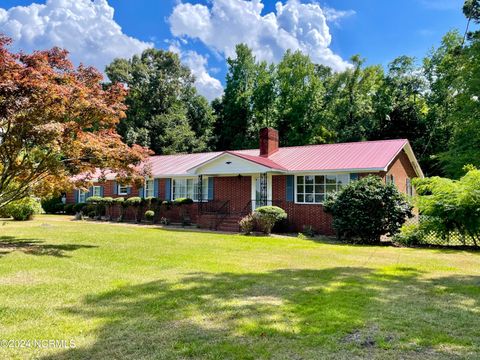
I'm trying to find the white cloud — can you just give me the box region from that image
[0,0,153,74]
[169,0,351,72]
[166,39,223,100]
[323,7,356,24]
[182,51,224,101]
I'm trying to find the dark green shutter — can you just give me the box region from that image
[350,173,359,181]
[165,179,172,200]
[207,177,214,200]
[113,181,117,195]
[286,175,294,202]
[75,190,79,203]
[154,179,159,198]
[139,187,144,198]
[100,186,104,197]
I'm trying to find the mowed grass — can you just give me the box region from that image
[0,215,479,359]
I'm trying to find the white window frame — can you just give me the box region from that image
[386,174,395,185]
[294,173,350,204]
[145,179,155,198]
[118,184,130,196]
[172,177,209,202]
[78,191,87,203]
[92,186,102,197]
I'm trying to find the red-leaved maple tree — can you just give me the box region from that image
[0,36,150,208]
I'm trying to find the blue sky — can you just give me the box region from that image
[0,0,468,100]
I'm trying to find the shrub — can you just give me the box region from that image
[413,166,480,247]
[239,214,255,234]
[254,206,287,235]
[64,203,75,215]
[4,197,43,221]
[86,196,103,204]
[113,197,125,205]
[393,223,425,247]
[73,202,86,214]
[125,197,142,206]
[83,204,97,218]
[323,175,413,244]
[173,198,194,206]
[145,210,155,221]
[144,197,157,206]
[162,200,173,210]
[86,196,107,218]
[42,197,64,214]
[41,196,64,214]
[113,197,125,221]
[125,197,143,222]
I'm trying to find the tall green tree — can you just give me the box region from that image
[434,1,480,177]
[422,32,463,176]
[372,56,427,162]
[252,61,277,129]
[276,50,332,146]
[327,56,384,142]
[215,44,257,150]
[105,49,215,154]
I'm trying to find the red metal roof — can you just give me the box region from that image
[146,139,409,176]
[267,139,408,172]
[225,151,287,170]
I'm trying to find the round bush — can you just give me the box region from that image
[323,175,413,244]
[64,203,75,215]
[41,196,64,214]
[125,197,142,206]
[73,202,86,213]
[173,198,194,206]
[161,200,173,209]
[86,196,104,204]
[254,206,287,234]
[239,213,255,234]
[393,223,425,247]
[113,197,125,205]
[145,210,155,221]
[4,197,43,221]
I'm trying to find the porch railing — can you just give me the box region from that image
[199,200,230,215]
[198,200,231,230]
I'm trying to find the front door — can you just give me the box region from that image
[252,174,267,210]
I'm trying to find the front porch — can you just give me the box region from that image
[186,151,286,231]
[195,173,283,232]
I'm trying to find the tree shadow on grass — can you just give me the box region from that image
[42,267,480,359]
[0,236,97,258]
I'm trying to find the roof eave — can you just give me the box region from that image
[383,140,424,178]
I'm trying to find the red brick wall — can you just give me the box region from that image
[214,176,251,213]
[272,175,334,235]
[381,150,417,193]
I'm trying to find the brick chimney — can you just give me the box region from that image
[259,127,279,157]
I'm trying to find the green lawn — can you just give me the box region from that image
[0,215,479,359]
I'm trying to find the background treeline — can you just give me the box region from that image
[105,1,479,178]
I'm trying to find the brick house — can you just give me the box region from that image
[66,128,423,233]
